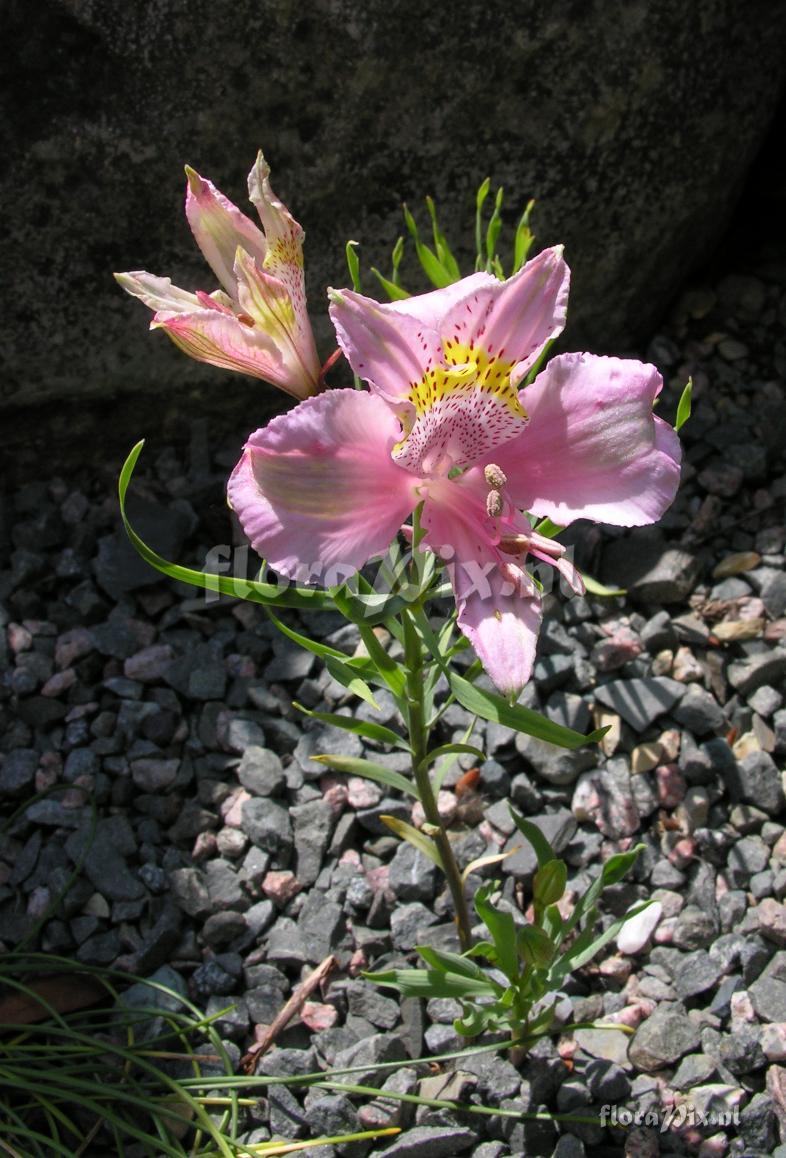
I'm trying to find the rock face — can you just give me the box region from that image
[4,0,786,411]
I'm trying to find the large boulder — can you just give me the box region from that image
[4,0,785,413]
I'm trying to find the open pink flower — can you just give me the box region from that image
[115,153,320,398]
[229,248,681,696]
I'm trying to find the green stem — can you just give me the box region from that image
[401,607,472,950]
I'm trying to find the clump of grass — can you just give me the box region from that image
[0,952,396,1156]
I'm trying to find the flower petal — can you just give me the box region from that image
[495,352,682,527]
[234,248,320,391]
[153,308,291,386]
[420,471,541,696]
[453,562,542,698]
[385,271,499,328]
[185,166,268,297]
[114,271,201,316]
[476,246,570,386]
[329,287,444,403]
[227,390,419,584]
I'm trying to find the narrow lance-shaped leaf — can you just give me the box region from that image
[410,605,606,749]
[331,588,407,699]
[675,377,693,432]
[425,195,461,281]
[402,204,455,288]
[512,198,536,273]
[119,442,334,612]
[371,267,411,301]
[310,756,419,799]
[581,573,627,597]
[417,742,485,775]
[552,900,654,982]
[485,186,504,272]
[345,240,361,291]
[381,815,443,868]
[474,882,518,982]
[416,946,504,992]
[293,703,411,752]
[508,809,556,869]
[323,654,380,710]
[365,967,498,1000]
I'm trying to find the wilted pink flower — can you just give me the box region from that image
[115,153,320,398]
[229,248,681,696]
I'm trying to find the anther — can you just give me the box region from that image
[486,489,503,518]
[484,463,507,490]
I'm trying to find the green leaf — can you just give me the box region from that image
[425,195,461,281]
[119,442,334,612]
[581,572,626,597]
[447,670,606,750]
[533,517,564,539]
[533,859,568,907]
[402,203,454,289]
[512,199,536,273]
[475,177,491,271]
[431,715,479,791]
[365,967,498,1000]
[293,704,411,752]
[380,816,443,867]
[371,266,411,301]
[391,235,405,284]
[474,883,519,982]
[517,924,555,968]
[331,589,407,699]
[508,810,555,869]
[417,742,485,775]
[310,756,418,799]
[675,377,693,432]
[409,607,604,750]
[485,186,504,269]
[454,1002,498,1037]
[464,939,498,964]
[601,844,645,886]
[416,946,502,992]
[345,240,361,291]
[555,900,653,978]
[323,654,380,710]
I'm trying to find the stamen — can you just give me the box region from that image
[486,489,503,518]
[484,463,507,490]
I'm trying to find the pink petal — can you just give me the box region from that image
[114,271,201,316]
[247,152,309,313]
[454,563,542,698]
[386,271,499,328]
[420,472,541,697]
[329,287,443,403]
[153,308,293,388]
[494,352,682,527]
[479,246,570,386]
[227,390,419,584]
[234,249,320,390]
[185,166,268,297]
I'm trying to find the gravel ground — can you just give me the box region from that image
[1,261,785,1157]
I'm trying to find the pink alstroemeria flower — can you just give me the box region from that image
[229,247,681,696]
[115,153,320,398]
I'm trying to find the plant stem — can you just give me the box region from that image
[402,608,472,950]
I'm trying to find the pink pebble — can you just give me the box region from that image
[300,1001,338,1031]
[221,788,251,828]
[41,669,77,697]
[346,776,383,808]
[263,871,301,904]
[656,763,686,807]
[7,623,33,653]
[192,832,218,862]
